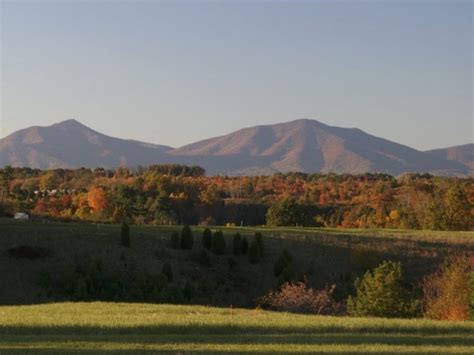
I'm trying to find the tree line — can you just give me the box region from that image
[1,165,472,230]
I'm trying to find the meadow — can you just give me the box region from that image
[0,302,473,353]
[1,219,473,352]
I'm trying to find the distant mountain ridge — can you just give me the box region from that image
[0,119,472,176]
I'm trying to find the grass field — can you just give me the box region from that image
[0,302,473,353]
[1,218,473,306]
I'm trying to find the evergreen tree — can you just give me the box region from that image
[120,221,130,248]
[202,228,212,250]
[241,236,249,255]
[232,233,242,255]
[211,230,226,255]
[180,226,194,250]
[162,262,173,282]
[347,260,416,318]
[248,240,260,264]
[255,232,264,258]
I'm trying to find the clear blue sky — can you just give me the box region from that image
[1,0,472,150]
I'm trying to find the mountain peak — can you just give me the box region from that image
[54,119,88,129]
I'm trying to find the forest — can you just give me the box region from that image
[1,164,472,231]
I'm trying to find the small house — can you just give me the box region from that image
[14,212,29,220]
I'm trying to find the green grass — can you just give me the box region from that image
[0,302,473,353]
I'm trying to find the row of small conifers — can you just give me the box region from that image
[118,223,471,321]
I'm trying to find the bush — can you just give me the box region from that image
[254,232,264,258]
[162,262,173,282]
[347,260,416,318]
[241,236,249,254]
[180,226,193,250]
[232,233,242,255]
[422,256,473,321]
[211,230,226,255]
[170,231,180,249]
[120,221,130,247]
[259,281,341,315]
[248,240,260,264]
[274,250,292,277]
[202,228,212,250]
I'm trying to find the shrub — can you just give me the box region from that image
[248,240,260,264]
[241,236,249,254]
[211,230,226,255]
[202,228,212,250]
[180,226,193,250]
[254,232,264,258]
[274,250,292,277]
[259,281,341,315]
[120,221,130,247]
[422,256,473,321]
[170,231,180,249]
[232,233,242,255]
[162,262,173,282]
[347,260,416,318]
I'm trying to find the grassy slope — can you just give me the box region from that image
[0,302,473,353]
[1,218,473,306]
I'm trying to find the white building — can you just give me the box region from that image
[14,213,29,220]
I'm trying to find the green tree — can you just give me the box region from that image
[255,232,264,258]
[241,236,249,255]
[232,233,242,255]
[202,228,212,250]
[248,240,260,264]
[120,221,130,248]
[162,262,173,282]
[443,185,472,230]
[347,261,416,318]
[266,198,307,227]
[274,250,292,277]
[211,230,226,255]
[180,226,194,250]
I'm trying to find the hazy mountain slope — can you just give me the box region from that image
[426,144,474,172]
[0,119,172,169]
[170,119,469,176]
[0,118,470,176]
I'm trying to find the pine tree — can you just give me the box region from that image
[180,226,194,250]
[241,236,249,255]
[211,230,226,255]
[162,262,173,282]
[202,228,212,250]
[120,221,130,247]
[248,240,260,264]
[232,233,242,255]
[255,232,264,258]
[347,260,415,318]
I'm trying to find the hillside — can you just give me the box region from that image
[171,119,470,175]
[0,118,471,176]
[426,144,474,173]
[0,119,172,169]
[1,219,472,306]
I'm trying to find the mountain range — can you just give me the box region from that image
[1,119,472,176]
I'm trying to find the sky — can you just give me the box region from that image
[0,0,472,150]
